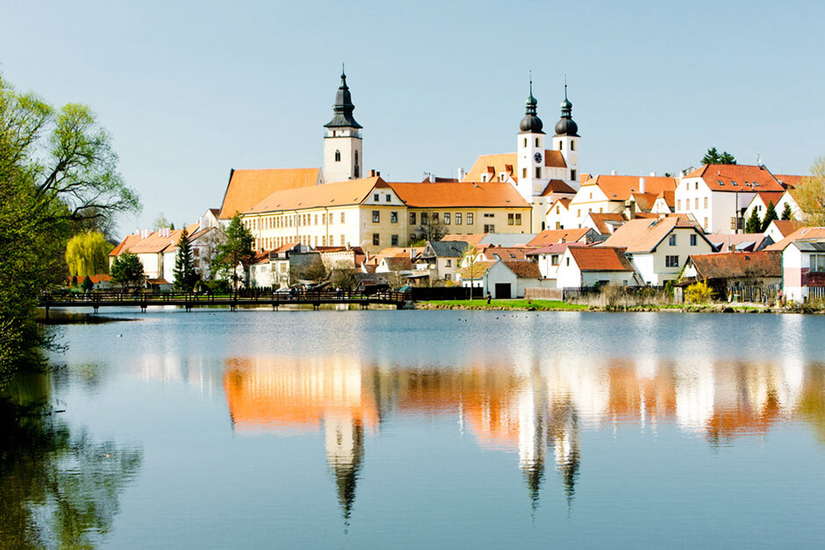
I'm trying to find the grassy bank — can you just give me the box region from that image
[418,299,588,311]
[418,299,824,314]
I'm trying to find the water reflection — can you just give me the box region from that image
[0,373,142,548]
[223,354,825,519]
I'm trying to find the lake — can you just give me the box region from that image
[4,308,825,548]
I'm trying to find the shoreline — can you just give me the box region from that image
[416,299,824,314]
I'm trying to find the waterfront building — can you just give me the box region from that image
[555,246,638,288]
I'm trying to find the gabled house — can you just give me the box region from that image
[416,240,470,282]
[526,242,570,281]
[675,164,789,234]
[743,189,804,229]
[782,240,825,302]
[679,251,782,301]
[763,219,803,246]
[602,217,714,286]
[457,259,541,298]
[706,233,771,253]
[526,227,595,248]
[556,245,638,288]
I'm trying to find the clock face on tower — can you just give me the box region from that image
[534,152,543,163]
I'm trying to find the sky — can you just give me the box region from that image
[2,0,824,238]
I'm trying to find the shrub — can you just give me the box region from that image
[685,280,714,303]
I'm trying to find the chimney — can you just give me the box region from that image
[625,200,636,220]
[640,177,646,194]
[679,170,685,178]
[649,171,657,177]
[429,173,436,183]
[457,167,466,181]
[611,170,618,176]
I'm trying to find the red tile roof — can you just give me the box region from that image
[219,168,321,219]
[502,260,541,279]
[544,150,567,168]
[683,164,785,193]
[687,251,782,280]
[602,217,708,253]
[441,234,487,246]
[540,179,576,197]
[527,228,591,247]
[246,176,386,214]
[581,175,677,201]
[587,212,627,235]
[478,245,527,261]
[765,227,825,251]
[767,220,803,239]
[569,246,634,272]
[388,181,530,208]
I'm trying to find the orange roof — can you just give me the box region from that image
[111,229,186,256]
[569,246,634,272]
[603,217,708,253]
[765,227,825,251]
[218,168,321,219]
[767,219,803,239]
[478,245,527,261]
[527,228,591,247]
[544,150,567,168]
[441,234,487,246]
[246,176,386,214]
[774,174,804,187]
[656,190,675,208]
[631,192,659,212]
[89,274,111,284]
[540,179,576,197]
[462,153,518,182]
[683,164,784,192]
[502,260,541,278]
[545,197,572,216]
[687,251,782,280]
[388,181,530,208]
[587,212,627,235]
[582,175,677,201]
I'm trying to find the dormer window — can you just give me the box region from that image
[732,181,738,186]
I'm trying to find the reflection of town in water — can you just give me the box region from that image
[220,354,825,520]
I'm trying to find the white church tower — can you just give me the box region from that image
[323,68,363,183]
[517,79,551,232]
[553,83,580,189]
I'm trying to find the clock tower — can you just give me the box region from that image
[517,79,550,231]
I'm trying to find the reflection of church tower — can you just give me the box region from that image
[549,405,580,510]
[325,415,365,523]
[518,378,547,510]
[323,68,363,183]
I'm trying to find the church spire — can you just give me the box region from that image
[325,67,362,129]
[519,74,544,134]
[555,78,578,137]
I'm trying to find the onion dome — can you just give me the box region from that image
[324,68,362,129]
[519,80,544,134]
[554,84,579,137]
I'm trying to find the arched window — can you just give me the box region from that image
[335,150,341,162]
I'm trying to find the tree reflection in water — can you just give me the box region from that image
[0,376,142,548]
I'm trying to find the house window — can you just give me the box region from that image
[335,150,341,162]
[341,212,346,224]
[455,213,462,225]
[484,224,495,233]
[566,257,570,266]
[355,151,359,164]
[516,213,522,226]
[523,138,527,147]
[704,197,708,208]
[391,235,399,246]
[571,141,576,151]
[373,234,380,246]
[444,213,451,225]
[551,255,559,266]
[665,255,679,267]
[535,137,540,147]
[421,212,429,224]
[467,213,473,224]
[432,212,439,224]
[446,259,452,267]
[508,213,515,226]
[695,182,699,190]
[523,168,527,179]
[535,167,541,178]
[372,211,380,223]
[669,234,677,246]
[314,214,318,225]
[689,234,697,246]
[341,234,346,245]
[386,194,391,202]
[390,211,398,223]
[483,213,494,218]
[445,273,451,281]
[409,212,417,224]
[577,209,581,218]
[812,254,825,272]
[374,194,380,202]
[677,199,681,210]
[704,217,708,230]
[571,169,577,181]
[695,198,699,210]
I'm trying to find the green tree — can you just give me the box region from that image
[81,275,94,293]
[173,228,198,292]
[761,200,778,232]
[781,202,794,221]
[153,212,171,229]
[0,74,139,385]
[65,231,113,278]
[110,251,144,291]
[792,156,825,226]
[745,208,762,233]
[330,268,358,292]
[458,244,482,300]
[702,147,737,165]
[214,213,255,292]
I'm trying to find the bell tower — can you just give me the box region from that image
[323,67,363,183]
[554,82,580,189]
[516,77,550,232]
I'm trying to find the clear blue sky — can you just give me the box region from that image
[2,0,823,237]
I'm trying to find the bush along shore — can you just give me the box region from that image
[417,299,825,314]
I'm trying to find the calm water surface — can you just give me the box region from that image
[9,309,825,548]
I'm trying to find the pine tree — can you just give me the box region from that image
[745,208,762,234]
[761,200,778,232]
[173,228,198,292]
[214,214,256,292]
[781,202,793,220]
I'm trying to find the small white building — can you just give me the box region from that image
[782,240,825,303]
[555,246,638,288]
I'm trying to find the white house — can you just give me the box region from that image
[555,245,638,288]
[602,217,714,286]
[781,240,825,302]
[743,190,804,229]
[458,259,542,298]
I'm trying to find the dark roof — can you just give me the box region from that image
[426,240,470,258]
[324,71,362,129]
[687,251,782,279]
[796,242,825,252]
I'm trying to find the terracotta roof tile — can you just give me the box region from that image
[765,227,825,251]
[219,168,321,219]
[587,212,627,235]
[441,234,487,246]
[502,260,541,278]
[544,150,567,168]
[388,181,530,208]
[478,245,527,261]
[540,179,576,196]
[527,228,591,247]
[687,251,782,279]
[462,153,518,182]
[582,175,677,201]
[767,220,803,238]
[683,164,785,192]
[602,217,710,253]
[246,176,385,214]
[569,246,634,272]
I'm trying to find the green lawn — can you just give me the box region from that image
[421,299,589,311]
